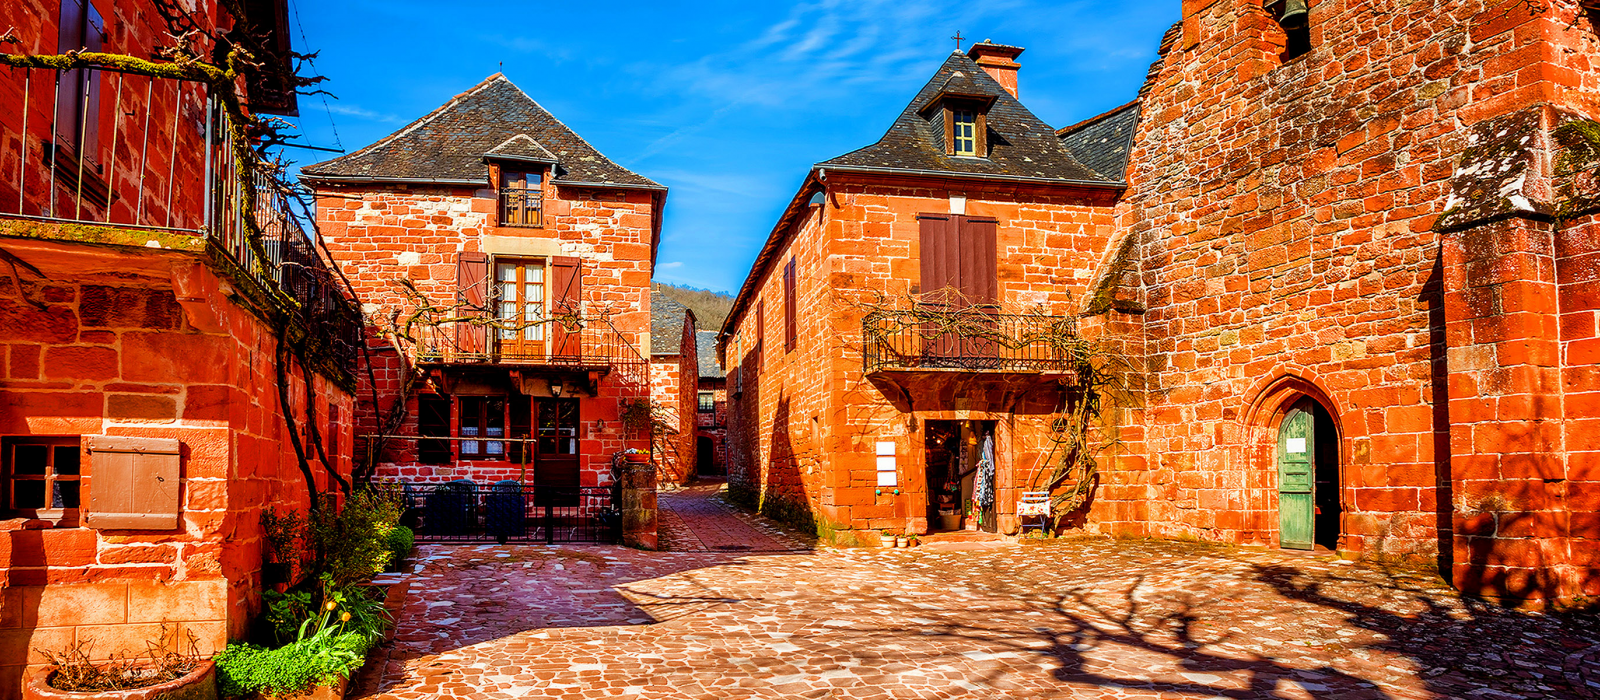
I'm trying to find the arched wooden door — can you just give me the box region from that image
[1277,398,1316,550]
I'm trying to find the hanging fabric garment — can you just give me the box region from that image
[975,432,995,515]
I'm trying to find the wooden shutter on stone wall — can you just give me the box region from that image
[959,217,999,306]
[507,395,532,464]
[784,258,797,352]
[918,214,959,306]
[455,252,491,358]
[85,436,181,530]
[550,256,582,359]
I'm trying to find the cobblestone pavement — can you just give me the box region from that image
[657,480,809,553]
[355,498,1600,699]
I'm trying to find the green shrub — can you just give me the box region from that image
[262,588,316,646]
[215,632,369,697]
[384,525,414,572]
[308,487,403,588]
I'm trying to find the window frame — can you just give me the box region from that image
[498,168,545,228]
[783,257,797,353]
[2,436,83,524]
[458,396,507,459]
[494,257,548,360]
[697,391,715,413]
[951,109,977,156]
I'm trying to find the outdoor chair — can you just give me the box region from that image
[486,480,527,544]
[1018,491,1051,537]
[425,479,477,537]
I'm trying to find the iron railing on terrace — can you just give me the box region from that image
[0,66,361,371]
[862,307,1080,374]
[416,314,651,373]
[398,481,618,544]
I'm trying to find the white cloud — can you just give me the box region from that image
[658,261,684,269]
[323,103,402,123]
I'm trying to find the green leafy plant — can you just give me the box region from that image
[384,525,414,572]
[262,589,316,646]
[307,487,403,588]
[218,588,389,697]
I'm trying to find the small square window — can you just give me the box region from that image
[3,436,83,521]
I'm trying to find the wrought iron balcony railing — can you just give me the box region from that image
[0,67,362,374]
[862,307,1080,374]
[498,187,542,227]
[416,314,649,374]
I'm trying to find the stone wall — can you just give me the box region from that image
[0,231,353,694]
[1093,0,1600,602]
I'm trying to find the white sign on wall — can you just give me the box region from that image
[1287,438,1306,454]
[876,441,897,486]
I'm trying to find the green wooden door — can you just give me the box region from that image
[1277,400,1315,550]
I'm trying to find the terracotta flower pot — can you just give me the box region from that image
[251,675,347,700]
[624,453,650,464]
[25,660,216,700]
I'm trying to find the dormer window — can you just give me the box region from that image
[499,170,543,227]
[952,110,977,156]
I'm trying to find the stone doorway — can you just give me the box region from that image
[923,419,998,533]
[1274,397,1342,552]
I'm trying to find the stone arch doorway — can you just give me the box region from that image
[1275,396,1342,551]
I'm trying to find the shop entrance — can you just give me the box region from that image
[924,419,998,532]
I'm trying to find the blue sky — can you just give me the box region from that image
[283,1,1177,294]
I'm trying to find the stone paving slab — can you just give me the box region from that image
[354,534,1600,700]
[657,480,809,553]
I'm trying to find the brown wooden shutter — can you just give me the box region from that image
[455,252,491,358]
[784,259,797,352]
[85,435,181,530]
[918,214,959,306]
[417,395,452,464]
[507,395,532,464]
[550,256,582,359]
[755,298,764,366]
[960,217,999,305]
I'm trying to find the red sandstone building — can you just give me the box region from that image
[0,0,358,692]
[649,292,698,484]
[305,75,664,497]
[695,330,728,477]
[725,1,1600,606]
[721,42,1125,540]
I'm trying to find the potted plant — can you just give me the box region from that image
[27,627,215,700]
[622,448,651,464]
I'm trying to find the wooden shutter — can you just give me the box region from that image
[755,299,764,366]
[507,395,532,464]
[455,252,491,358]
[85,436,180,530]
[783,259,797,352]
[550,256,582,359]
[417,395,451,464]
[959,217,999,305]
[918,214,959,306]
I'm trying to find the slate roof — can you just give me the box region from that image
[1057,101,1141,184]
[301,74,661,189]
[650,293,694,356]
[696,330,724,380]
[816,51,1108,184]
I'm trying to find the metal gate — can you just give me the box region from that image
[401,482,618,544]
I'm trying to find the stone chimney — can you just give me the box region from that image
[967,41,1024,99]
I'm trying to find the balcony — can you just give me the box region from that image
[415,315,647,375]
[862,307,1080,376]
[0,67,362,375]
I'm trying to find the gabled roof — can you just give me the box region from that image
[816,52,1108,184]
[650,293,695,356]
[1057,101,1140,184]
[696,330,724,379]
[301,74,662,190]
